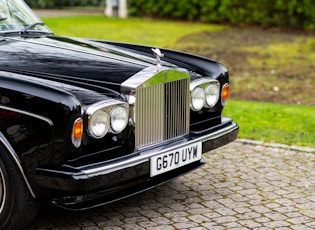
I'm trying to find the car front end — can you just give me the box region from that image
[31,57,238,210]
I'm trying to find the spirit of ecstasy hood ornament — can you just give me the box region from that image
[151,48,164,71]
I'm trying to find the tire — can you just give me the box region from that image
[0,145,40,230]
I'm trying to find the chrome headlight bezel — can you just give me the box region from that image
[190,79,220,111]
[86,100,129,139]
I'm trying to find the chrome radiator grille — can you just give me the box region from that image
[135,78,190,149]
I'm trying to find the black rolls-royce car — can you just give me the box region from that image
[0,0,238,229]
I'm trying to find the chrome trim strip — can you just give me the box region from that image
[121,67,190,92]
[85,99,128,115]
[190,78,218,91]
[0,165,7,213]
[0,132,36,198]
[82,121,238,175]
[0,105,53,126]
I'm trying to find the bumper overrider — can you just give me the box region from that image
[35,120,238,210]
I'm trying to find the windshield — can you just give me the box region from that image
[0,0,51,33]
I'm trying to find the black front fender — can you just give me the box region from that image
[0,71,83,195]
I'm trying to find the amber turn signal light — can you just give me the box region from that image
[221,83,230,106]
[73,118,83,138]
[72,118,83,147]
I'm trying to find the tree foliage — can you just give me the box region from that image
[128,0,315,30]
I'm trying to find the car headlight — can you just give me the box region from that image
[205,82,220,108]
[86,100,129,139]
[191,87,206,111]
[88,110,110,138]
[110,106,129,133]
[191,79,220,111]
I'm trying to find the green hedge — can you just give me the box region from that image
[25,0,315,29]
[128,0,315,30]
[25,0,103,8]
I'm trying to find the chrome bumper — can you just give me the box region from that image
[83,120,238,176]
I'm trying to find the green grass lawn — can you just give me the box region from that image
[43,16,226,47]
[223,100,315,148]
[42,15,315,147]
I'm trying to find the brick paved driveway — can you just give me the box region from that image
[27,141,315,230]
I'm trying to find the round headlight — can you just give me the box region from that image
[110,106,129,133]
[89,110,110,138]
[191,87,205,111]
[205,83,220,108]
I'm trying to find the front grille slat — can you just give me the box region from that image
[135,78,189,149]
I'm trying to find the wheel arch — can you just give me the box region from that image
[0,132,36,198]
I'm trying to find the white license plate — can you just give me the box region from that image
[150,142,202,177]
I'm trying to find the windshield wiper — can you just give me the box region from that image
[20,22,46,34]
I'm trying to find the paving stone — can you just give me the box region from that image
[239,219,262,228]
[229,227,248,230]
[200,224,224,230]
[170,216,190,223]
[237,212,262,220]
[254,216,271,223]
[202,212,222,219]
[215,207,237,216]
[285,212,302,218]
[187,208,212,215]
[212,216,238,224]
[300,209,315,218]
[173,222,199,229]
[273,206,299,213]
[119,224,145,230]
[291,225,315,230]
[305,222,315,228]
[147,226,175,230]
[99,227,122,230]
[264,202,281,209]
[250,205,271,214]
[151,217,173,225]
[188,214,211,224]
[98,219,124,227]
[163,211,189,218]
[138,221,158,228]
[233,207,252,214]
[263,221,290,228]
[202,200,225,209]
[264,212,288,221]
[138,210,161,219]
[220,221,243,228]
[287,216,313,225]
[228,201,250,209]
